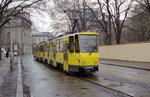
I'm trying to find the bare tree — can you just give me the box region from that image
[44,0,97,34]
[136,0,150,14]
[111,0,133,44]
[0,0,42,60]
[85,0,112,45]
[86,0,133,44]
[124,1,150,42]
[102,0,133,44]
[0,0,42,28]
[42,0,133,44]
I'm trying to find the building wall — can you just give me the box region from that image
[2,19,22,51]
[21,18,32,55]
[99,42,150,62]
[32,36,48,44]
[32,32,53,53]
[32,32,53,46]
[2,14,32,55]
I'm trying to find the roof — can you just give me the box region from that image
[47,32,98,42]
[35,32,98,46]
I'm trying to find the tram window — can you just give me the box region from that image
[60,39,63,52]
[52,42,54,52]
[69,36,74,53]
[75,35,80,53]
[44,45,46,52]
[51,43,52,52]
[56,40,59,52]
[45,45,47,52]
[47,44,49,52]
[40,45,43,52]
[37,47,38,53]
[48,44,50,57]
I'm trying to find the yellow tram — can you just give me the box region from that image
[34,32,99,74]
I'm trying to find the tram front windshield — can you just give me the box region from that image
[79,35,98,53]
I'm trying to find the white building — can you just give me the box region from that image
[32,32,54,48]
[2,13,32,55]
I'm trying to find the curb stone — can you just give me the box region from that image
[16,57,23,97]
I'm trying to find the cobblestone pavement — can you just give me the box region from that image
[97,72,150,90]
[96,64,150,97]
[0,57,18,97]
[100,59,150,70]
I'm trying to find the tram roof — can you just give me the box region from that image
[38,32,97,45]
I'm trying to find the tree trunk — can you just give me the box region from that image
[105,33,111,45]
[116,28,122,44]
[0,29,2,60]
[108,15,112,45]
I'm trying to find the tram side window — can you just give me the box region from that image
[56,40,59,52]
[69,36,74,53]
[60,39,63,52]
[37,47,39,54]
[40,45,43,52]
[43,45,45,55]
[43,46,45,56]
[75,35,80,53]
[48,44,50,57]
[52,42,54,52]
[45,45,47,53]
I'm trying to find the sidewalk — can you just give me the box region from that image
[0,57,23,97]
[100,59,150,70]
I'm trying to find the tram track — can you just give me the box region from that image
[101,62,150,71]
[37,61,147,97]
[22,56,150,97]
[76,76,133,97]
[99,63,150,90]
[41,62,133,97]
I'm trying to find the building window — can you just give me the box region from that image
[8,32,10,44]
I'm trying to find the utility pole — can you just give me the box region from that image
[17,24,21,57]
[10,18,14,71]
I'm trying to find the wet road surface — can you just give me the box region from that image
[99,64,150,84]
[98,64,150,97]
[22,56,114,97]
[22,55,150,97]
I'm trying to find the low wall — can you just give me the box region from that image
[99,42,150,63]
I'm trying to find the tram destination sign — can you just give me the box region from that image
[80,35,97,39]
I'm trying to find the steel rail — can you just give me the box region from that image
[101,62,150,71]
[78,77,133,97]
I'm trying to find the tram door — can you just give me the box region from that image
[52,43,56,67]
[64,43,68,71]
[47,43,50,64]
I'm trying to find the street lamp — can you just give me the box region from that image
[9,16,14,71]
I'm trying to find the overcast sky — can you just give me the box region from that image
[30,10,52,32]
[29,0,54,33]
[29,0,135,33]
